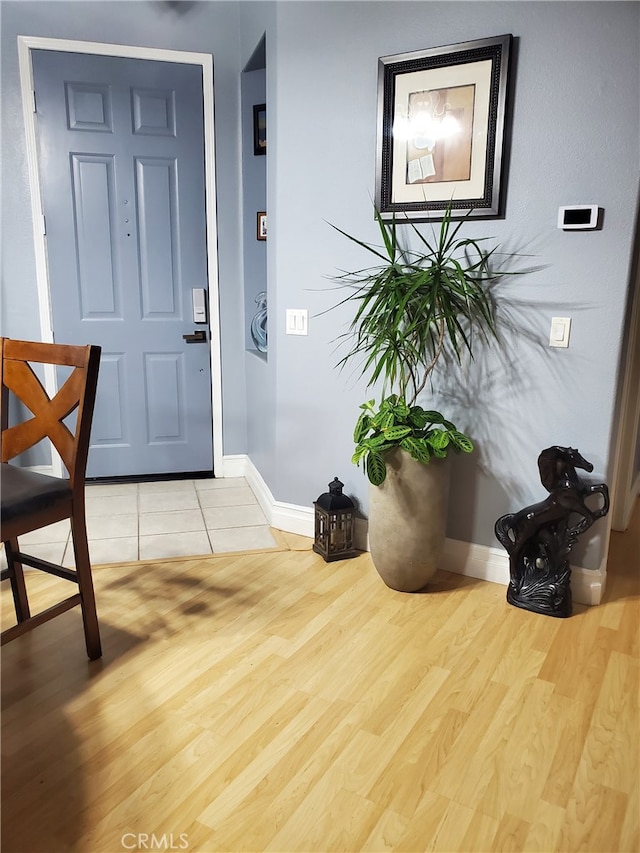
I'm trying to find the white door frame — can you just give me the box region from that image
[611,219,640,531]
[17,35,223,478]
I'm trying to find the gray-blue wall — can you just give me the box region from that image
[263,1,639,569]
[2,1,638,570]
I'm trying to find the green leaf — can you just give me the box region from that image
[353,413,371,443]
[382,425,412,441]
[367,434,389,448]
[408,407,428,429]
[392,398,410,418]
[427,429,450,450]
[373,410,395,431]
[450,430,474,453]
[400,436,431,463]
[375,442,397,456]
[366,451,387,485]
[422,410,447,425]
[381,394,399,409]
[351,445,369,465]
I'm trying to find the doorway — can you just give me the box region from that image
[18,36,223,478]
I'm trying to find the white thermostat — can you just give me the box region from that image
[557,205,600,230]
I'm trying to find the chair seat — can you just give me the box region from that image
[1,464,72,529]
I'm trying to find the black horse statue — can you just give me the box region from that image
[495,446,609,617]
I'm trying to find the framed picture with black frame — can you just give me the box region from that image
[253,104,266,155]
[375,34,513,220]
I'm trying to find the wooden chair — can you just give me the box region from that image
[0,338,102,659]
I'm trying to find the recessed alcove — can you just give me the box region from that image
[241,35,267,359]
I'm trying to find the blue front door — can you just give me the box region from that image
[32,49,214,478]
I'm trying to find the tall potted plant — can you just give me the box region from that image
[332,204,501,591]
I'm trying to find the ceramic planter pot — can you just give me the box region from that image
[368,448,450,592]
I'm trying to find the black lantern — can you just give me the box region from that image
[313,477,356,561]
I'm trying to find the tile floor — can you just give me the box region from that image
[4,477,279,567]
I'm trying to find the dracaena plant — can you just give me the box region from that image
[331,202,500,485]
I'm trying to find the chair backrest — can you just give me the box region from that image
[1,338,101,486]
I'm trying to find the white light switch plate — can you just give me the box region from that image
[549,316,571,348]
[286,309,308,335]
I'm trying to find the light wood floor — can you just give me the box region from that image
[2,505,638,853]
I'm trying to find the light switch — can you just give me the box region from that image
[286,309,308,335]
[549,316,571,348]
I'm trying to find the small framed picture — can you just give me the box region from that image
[253,104,266,155]
[257,211,267,241]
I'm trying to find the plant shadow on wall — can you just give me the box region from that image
[326,203,529,592]
[440,282,595,501]
[438,280,606,570]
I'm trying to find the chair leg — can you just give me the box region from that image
[3,539,31,622]
[70,509,102,660]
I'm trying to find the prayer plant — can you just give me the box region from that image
[331,202,502,485]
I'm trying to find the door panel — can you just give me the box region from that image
[91,354,128,448]
[72,154,120,316]
[145,352,185,443]
[137,158,179,314]
[32,50,213,477]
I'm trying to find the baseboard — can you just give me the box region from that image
[221,454,314,537]
[570,564,606,606]
[220,455,250,479]
[440,538,605,606]
[223,454,606,606]
[440,538,509,587]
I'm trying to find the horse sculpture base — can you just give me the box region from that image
[507,586,572,619]
[506,561,572,618]
[495,447,609,619]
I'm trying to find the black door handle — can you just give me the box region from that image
[182,330,207,343]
